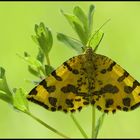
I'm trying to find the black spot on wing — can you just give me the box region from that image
[107,61,116,71]
[83,101,89,105]
[51,71,62,81]
[75,98,81,102]
[51,107,56,111]
[100,69,106,74]
[63,62,72,71]
[28,97,49,110]
[47,86,56,93]
[124,80,140,94]
[61,84,78,94]
[72,69,79,74]
[124,86,133,94]
[105,98,114,108]
[58,105,62,110]
[130,102,140,110]
[132,80,140,89]
[104,109,109,113]
[48,97,57,106]
[97,105,102,111]
[78,106,82,111]
[122,97,131,107]
[117,105,121,110]
[63,109,68,113]
[91,99,95,105]
[117,71,129,82]
[70,109,76,112]
[28,87,37,95]
[39,80,56,93]
[63,61,79,75]
[123,107,129,111]
[112,109,116,114]
[100,84,119,94]
[98,80,103,85]
[65,99,74,107]
[40,80,47,89]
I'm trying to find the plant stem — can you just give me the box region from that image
[24,111,70,138]
[70,113,88,138]
[95,113,105,138]
[91,106,96,138]
[45,54,50,66]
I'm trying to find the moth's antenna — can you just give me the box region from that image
[88,18,111,47]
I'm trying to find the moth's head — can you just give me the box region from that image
[84,47,93,55]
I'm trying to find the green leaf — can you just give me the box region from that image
[34,24,39,35]
[61,10,87,45]
[31,35,39,46]
[0,67,12,96]
[61,10,81,30]
[45,65,54,76]
[57,33,83,54]
[36,48,45,64]
[0,67,5,79]
[88,30,104,50]
[73,6,88,32]
[73,21,87,45]
[28,66,41,78]
[88,5,95,36]
[13,88,29,112]
[24,52,42,68]
[32,22,53,55]
[17,52,45,77]
[0,91,12,104]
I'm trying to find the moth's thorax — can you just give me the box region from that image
[83,47,96,96]
[85,47,94,61]
[84,47,96,74]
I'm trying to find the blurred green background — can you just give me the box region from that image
[0,1,140,138]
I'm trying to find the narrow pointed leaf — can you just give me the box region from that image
[95,113,105,138]
[73,6,88,32]
[45,65,54,76]
[13,88,29,112]
[0,91,13,104]
[88,5,95,35]
[73,21,88,45]
[18,52,45,76]
[28,66,41,78]
[61,9,87,44]
[32,22,53,56]
[31,35,39,46]
[57,33,83,54]
[61,10,81,30]
[0,67,12,96]
[36,48,45,64]
[88,30,104,49]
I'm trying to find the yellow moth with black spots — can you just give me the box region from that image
[27,47,140,113]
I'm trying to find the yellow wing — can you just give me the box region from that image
[27,47,140,114]
[92,53,140,113]
[27,54,90,113]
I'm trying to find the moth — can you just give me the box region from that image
[27,47,140,113]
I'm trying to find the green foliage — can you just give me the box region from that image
[95,113,105,138]
[57,33,83,54]
[32,22,53,56]
[13,88,29,112]
[60,5,95,48]
[0,67,13,104]
[0,4,107,138]
[88,31,104,51]
[17,52,45,78]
